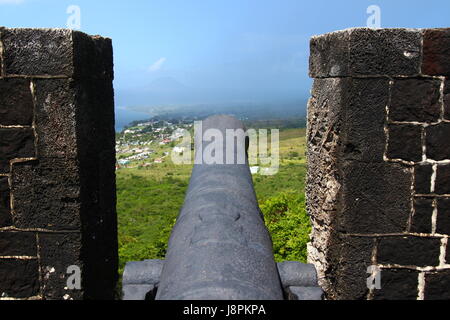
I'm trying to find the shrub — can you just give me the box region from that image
[260,192,311,263]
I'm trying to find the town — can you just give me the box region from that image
[115,118,194,169]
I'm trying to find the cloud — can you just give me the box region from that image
[149,57,167,72]
[0,0,24,4]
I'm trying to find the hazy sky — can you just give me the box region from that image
[1,0,450,107]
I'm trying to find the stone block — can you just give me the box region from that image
[426,123,450,161]
[447,242,450,263]
[0,78,34,126]
[72,31,114,80]
[32,78,115,160]
[308,78,388,163]
[422,29,450,76]
[1,28,113,79]
[0,177,11,227]
[0,232,36,257]
[32,79,78,159]
[389,78,441,123]
[444,80,450,120]
[11,159,81,230]
[414,164,432,194]
[310,28,422,77]
[377,236,440,267]
[424,270,450,300]
[330,236,375,300]
[0,27,3,76]
[0,259,39,298]
[373,269,419,300]
[38,233,82,300]
[339,162,412,234]
[309,30,350,77]
[0,128,35,173]
[387,124,423,162]
[411,198,434,234]
[436,198,450,235]
[435,164,450,195]
[342,78,389,163]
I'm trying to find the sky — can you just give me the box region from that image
[1,0,450,111]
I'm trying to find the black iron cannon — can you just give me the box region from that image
[122,115,323,300]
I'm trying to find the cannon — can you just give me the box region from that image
[122,115,323,300]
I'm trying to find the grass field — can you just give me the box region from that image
[116,127,308,278]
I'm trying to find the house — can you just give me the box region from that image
[173,146,184,153]
[250,166,260,175]
[118,159,130,165]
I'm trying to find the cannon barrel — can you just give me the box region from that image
[155,115,284,300]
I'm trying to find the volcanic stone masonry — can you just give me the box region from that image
[307,28,450,300]
[0,28,117,299]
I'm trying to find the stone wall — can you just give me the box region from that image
[307,28,450,300]
[0,28,117,299]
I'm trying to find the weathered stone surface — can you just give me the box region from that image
[426,123,450,161]
[339,162,412,234]
[0,232,36,257]
[0,177,11,227]
[377,236,440,267]
[424,270,450,300]
[350,28,421,76]
[373,269,419,300]
[389,78,441,123]
[444,80,450,120]
[32,79,78,159]
[329,236,375,300]
[306,78,343,297]
[0,128,35,173]
[342,78,389,163]
[414,164,432,194]
[1,28,113,79]
[422,29,450,76]
[11,159,81,230]
[387,124,422,162]
[310,28,422,77]
[435,164,450,195]
[0,259,39,298]
[74,78,117,300]
[0,78,33,126]
[0,27,3,76]
[0,27,117,300]
[436,198,450,235]
[72,32,114,80]
[447,242,450,263]
[309,30,350,77]
[307,27,450,300]
[38,233,83,300]
[411,198,434,234]
[1,28,73,76]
